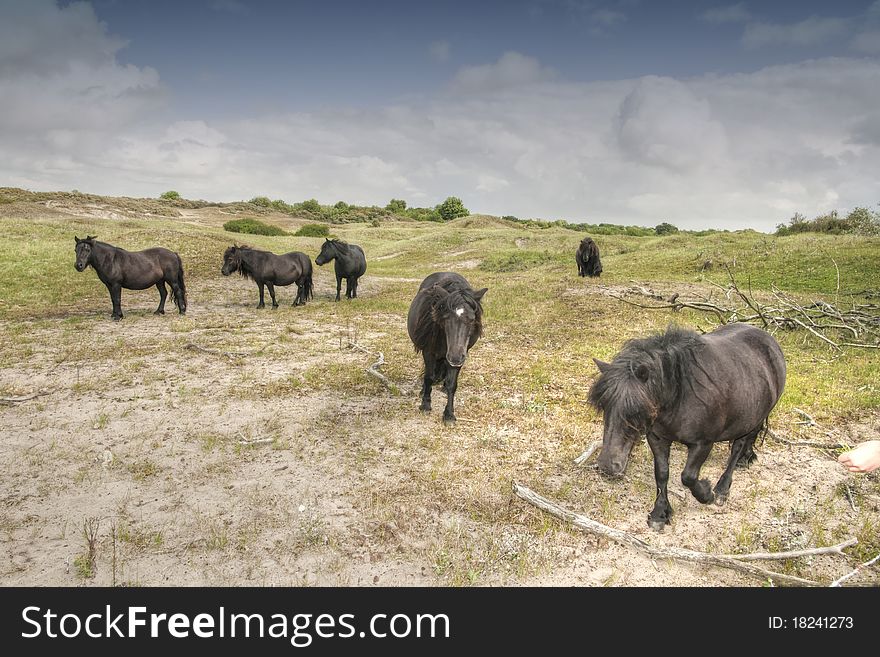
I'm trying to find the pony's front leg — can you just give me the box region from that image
[646,433,673,530]
[266,283,278,308]
[681,442,715,504]
[442,365,461,426]
[109,283,123,320]
[419,353,434,412]
[257,282,266,309]
[335,275,342,302]
[155,282,167,314]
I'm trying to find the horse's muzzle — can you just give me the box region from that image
[75,263,86,272]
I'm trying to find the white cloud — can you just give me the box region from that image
[701,3,751,25]
[2,9,879,233]
[449,52,557,93]
[429,40,450,63]
[851,29,880,53]
[743,16,851,49]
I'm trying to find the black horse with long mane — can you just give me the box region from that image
[74,236,187,320]
[314,239,367,301]
[576,237,602,277]
[407,272,487,425]
[221,246,313,308]
[589,323,786,530]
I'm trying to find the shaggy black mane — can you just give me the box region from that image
[410,285,484,355]
[588,326,707,430]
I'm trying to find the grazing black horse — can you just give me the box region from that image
[576,237,602,277]
[74,236,187,320]
[221,246,313,308]
[407,272,487,425]
[589,323,786,531]
[315,239,367,301]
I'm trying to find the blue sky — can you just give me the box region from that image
[2,0,880,229]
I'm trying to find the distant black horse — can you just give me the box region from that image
[589,323,786,531]
[576,237,602,277]
[221,246,313,308]
[315,239,367,301]
[407,272,487,425]
[74,236,187,320]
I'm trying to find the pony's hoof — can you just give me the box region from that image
[112,316,122,321]
[154,310,164,315]
[419,403,431,413]
[714,493,728,507]
[443,415,456,426]
[647,518,667,532]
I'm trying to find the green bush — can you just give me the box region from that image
[655,222,680,235]
[297,199,321,214]
[249,196,272,207]
[436,196,469,221]
[776,208,880,236]
[386,199,407,214]
[294,223,330,237]
[223,218,287,236]
[160,190,181,200]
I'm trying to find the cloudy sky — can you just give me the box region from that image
[2,0,879,230]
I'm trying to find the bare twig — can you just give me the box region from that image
[513,482,822,586]
[0,390,49,405]
[574,441,601,465]
[830,552,880,587]
[718,538,857,562]
[766,428,848,451]
[185,342,270,359]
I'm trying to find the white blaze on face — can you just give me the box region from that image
[455,307,464,317]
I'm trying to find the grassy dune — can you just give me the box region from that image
[0,191,878,586]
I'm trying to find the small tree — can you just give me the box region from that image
[655,222,679,236]
[298,199,321,214]
[386,199,407,214]
[160,190,181,201]
[436,196,469,221]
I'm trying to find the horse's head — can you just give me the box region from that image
[589,356,659,478]
[430,285,487,368]
[315,239,336,266]
[221,246,240,276]
[73,235,96,272]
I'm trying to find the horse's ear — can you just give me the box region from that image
[634,364,650,382]
[593,358,611,373]
[472,288,488,301]
[74,236,80,243]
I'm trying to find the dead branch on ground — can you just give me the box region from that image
[513,482,828,586]
[185,342,271,360]
[609,266,880,350]
[830,551,880,587]
[0,390,50,405]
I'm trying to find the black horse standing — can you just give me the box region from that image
[314,239,367,301]
[221,246,313,308]
[576,237,602,277]
[407,272,487,425]
[74,236,187,320]
[589,323,786,530]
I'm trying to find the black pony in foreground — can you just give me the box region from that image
[589,323,786,531]
[74,236,187,320]
[407,272,487,425]
[576,237,602,277]
[221,246,313,308]
[315,239,367,301]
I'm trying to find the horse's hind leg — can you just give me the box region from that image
[155,282,168,315]
[266,283,278,308]
[681,442,715,504]
[714,430,759,506]
[351,277,358,298]
[419,353,435,413]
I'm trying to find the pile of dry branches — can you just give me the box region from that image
[611,265,880,350]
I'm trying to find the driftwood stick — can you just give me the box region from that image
[574,441,602,465]
[0,391,49,404]
[766,428,848,451]
[185,342,270,359]
[512,482,822,586]
[830,552,880,587]
[238,437,276,446]
[718,538,857,562]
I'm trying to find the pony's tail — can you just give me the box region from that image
[171,255,187,313]
[302,271,313,302]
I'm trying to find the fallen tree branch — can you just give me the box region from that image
[0,391,49,405]
[718,538,857,562]
[346,340,413,395]
[513,481,822,586]
[830,552,880,587]
[574,441,601,465]
[185,342,270,360]
[766,428,848,451]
